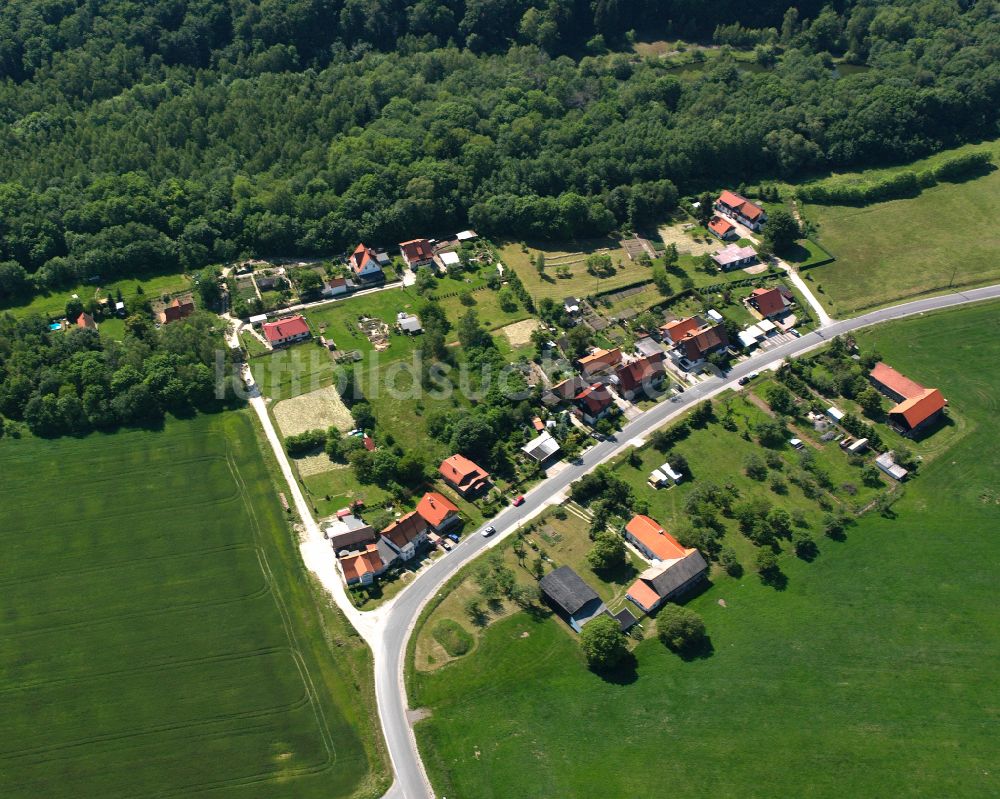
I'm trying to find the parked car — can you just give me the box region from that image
[512,495,525,507]
[738,376,750,386]
[440,539,453,551]
[482,525,496,538]
[447,533,460,543]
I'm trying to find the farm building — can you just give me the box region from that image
[325,511,376,550]
[539,566,607,633]
[715,190,768,231]
[623,515,688,563]
[626,550,709,614]
[262,315,311,348]
[869,362,946,434]
[439,454,491,497]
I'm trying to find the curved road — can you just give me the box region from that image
[372,284,1000,799]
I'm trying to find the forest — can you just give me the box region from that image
[1,1,999,305]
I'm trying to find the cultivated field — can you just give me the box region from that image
[0,412,385,798]
[410,301,1000,799]
[274,384,355,438]
[806,156,1000,314]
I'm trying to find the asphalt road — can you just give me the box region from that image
[373,283,1000,799]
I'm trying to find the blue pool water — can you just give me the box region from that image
[49,322,62,331]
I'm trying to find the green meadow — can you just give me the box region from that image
[409,300,1000,799]
[0,412,386,798]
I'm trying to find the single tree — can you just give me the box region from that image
[586,531,626,572]
[657,605,707,652]
[580,615,628,671]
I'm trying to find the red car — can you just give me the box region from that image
[512,495,525,507]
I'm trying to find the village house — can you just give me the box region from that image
[623,514,683,562]
[337,543,387,587]
[76,312,98,330]
[574,383,616,425]
[626,551,709,614]
[522,430,561,464]
[659,316,704,344]
[349,243,385,282]
[707,216,737,240]
[577,347,622,378]
[539,566,607,633]
[712,244,758,271]
[670,323,729,368]
[325,508,376,550]
[439,454,491,497]
[868,362,946,434]
[715,190,768,231]
[262,315,311,348]
[380,511,429,561]
[614,352,667,400]
[322,276,350,297]
[552,374,588,400]
[399,238,434,270]
[160,297,195,324]
[747,287,791,319]
[415,491,461,533]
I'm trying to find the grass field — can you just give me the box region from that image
[805,144,1000,314]
[0,412,386,798]
[409,300,1000,799]
[2,272,193,319]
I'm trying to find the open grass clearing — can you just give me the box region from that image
[273,384,355,438]
[0,411,386,798]
[2,271,193,319]
[410,300,1000,799]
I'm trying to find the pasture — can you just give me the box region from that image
[410,301,1000,799]
[0,412,385,798]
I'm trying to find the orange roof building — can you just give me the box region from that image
[708,216,736,240]
[439,454,491,497]
[416,491,460,531]
[748,287,789,318]
[623,515,687,562]
[338,543,385,585]
[76,312,98,330]
[349,243,384,279]
[659,316,702,344]
[869,362,947,433]
[715,190,767,230]
[578,347,623,377]
[380,511,428,559]
[399,238,434,269]
[160,297,195,324]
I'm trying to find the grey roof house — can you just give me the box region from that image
[539,566,607,633]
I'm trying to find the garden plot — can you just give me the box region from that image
[499,318,542,347]
[658,221,717,255]
[273,384,354,438]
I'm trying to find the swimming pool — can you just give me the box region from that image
[49,322,62,331]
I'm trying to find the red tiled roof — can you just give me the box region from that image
[416,492,460,528]
[339,543,383,582]
[869,362,926,399]
[625,515,687,561]
[626,578,661,611]
[161,298,195,324]
[708,216,735,237]
[891,388,945,429]
[76,312,97,330]
[615,353,666,394]
[578,347,622,375]
[749,287,787,318]
[532,416,545,432]
[553,375,587,399]
[439,454,490,489]
[575,383,615,415]
[327,276,348,288]
[679,323,729,361]
[381,511,427,549]
[660,316,702,343]
[350,243,379,275]
[362,435,376,451]
[400,238,432,264]
[262,315,310,343]
[717,190,764,221]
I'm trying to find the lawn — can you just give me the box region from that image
[409,300,1000,799]
[0,412,386,798]
[804,147,1000,315]
[2,272,193,319]
[500,239,653,301]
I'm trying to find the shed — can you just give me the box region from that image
[439,251,461,268]
[706,309,724,323]
[648,468,668,486]
[522,430,561,463]
[249,314,268,326]
[826,406,845,422]
[660,462,683,483]
[456,229,478,241]
[757,318,777,334]
[539,566,607,633]
[847,437,868,453]
[876,452,908,481]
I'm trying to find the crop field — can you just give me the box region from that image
[273,384,355,438]
[805,152,1000,315]
[0,412,384,798]
[410,301,1000,799]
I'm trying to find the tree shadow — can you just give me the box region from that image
[796,544,820,563]
[677,634,716,662]
[759,568,788,591]
[594,651,638,685]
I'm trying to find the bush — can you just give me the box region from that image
[285,428,326,456]
[754,548,778,574]
[580,615,628,671]
[432,619,474,657]
[744,453,768,481]
[719,546,742,576]
[657,605,707,653]
[793,529,818,559]
[587,531,626,572]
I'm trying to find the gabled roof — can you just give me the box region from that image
[575,383,614,415]
[553,375,587,399]
[76,312,97,330]
[350,243,381,274]
[615,352,666,394]
[712,244,757,267]
[439,454,490,487]
[399,238,433,263]
[625,515,687,561]
[645,550,709,597]
[162,298,195,323]
[262,315,310,342]
[381,511,427,549]
[327,276,348,289]
[660,316,703,343]
[578,347,622,374]
[749,287,788,317]
[339,543,384,582]
[679,323,729,361]
[890,388,945,429]
[708,216,736,237]
[717,190,764,221]
[416,492,459,528]
[626,578,661,611]
[539,566,600,616]
[869,362,925,399]
[522,430,561,461]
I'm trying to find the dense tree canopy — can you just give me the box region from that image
[1,1,999,305]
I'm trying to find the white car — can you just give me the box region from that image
[481,525,496,538]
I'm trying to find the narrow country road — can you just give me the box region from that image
[235,285,1000,799]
